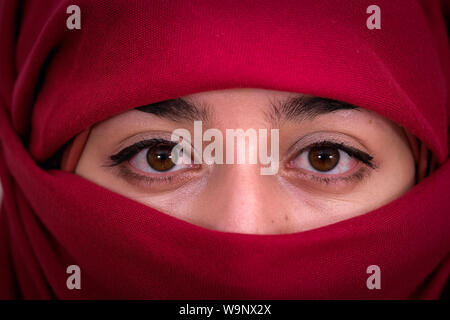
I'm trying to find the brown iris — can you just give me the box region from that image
[146,143,176,172]
[308,146,340,172]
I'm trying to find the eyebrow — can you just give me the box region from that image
[267,95,358,124]
[135,98,210,122]
[136,95,357,124]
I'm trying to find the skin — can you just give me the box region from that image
[75,88,415,234]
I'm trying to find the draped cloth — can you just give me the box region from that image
[0,0,449,299]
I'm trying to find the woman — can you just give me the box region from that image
[0,0,449,299]
[72,89,417,234]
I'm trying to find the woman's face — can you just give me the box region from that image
[75,88,415,234]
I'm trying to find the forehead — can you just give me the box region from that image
[184,88,290,127]
[185,88,290,107]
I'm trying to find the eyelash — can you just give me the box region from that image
[107,138,376,186]
[113,164,180,186]
[297,141,375,168]
[108,139,172,166]
[295,164,370,185]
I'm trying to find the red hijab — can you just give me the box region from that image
[0,0,449,299]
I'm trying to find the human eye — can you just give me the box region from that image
[107,136,202,188]
[285,137,377,186]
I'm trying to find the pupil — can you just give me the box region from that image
[146,143,176,172]
[308,147,340,171]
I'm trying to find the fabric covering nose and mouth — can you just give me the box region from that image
[0,0,449,299]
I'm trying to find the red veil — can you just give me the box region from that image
[0,0,449,299]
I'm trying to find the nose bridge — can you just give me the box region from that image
[206,164,285,234]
